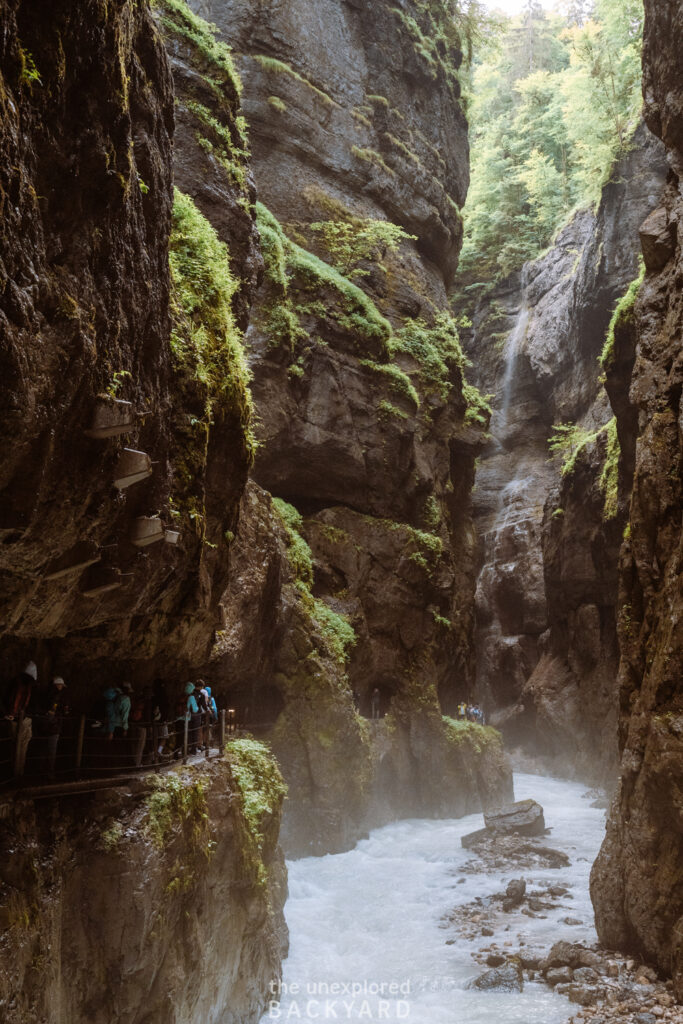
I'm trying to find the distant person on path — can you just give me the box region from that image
[35,675,69,776]
[457,701,467,720]
[2,661,37,777]
[371,688,381,720]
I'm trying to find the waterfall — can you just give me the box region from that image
[498,303,529,437]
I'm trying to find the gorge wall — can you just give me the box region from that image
[1,2,512,1007]
[0,754,287,1024]
[466,123,667,784]
[591,0,683,998]
[186,0,512,855]
[0,0,254,686]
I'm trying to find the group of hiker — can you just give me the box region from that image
[457,701,486,725]
[0,662,225,780]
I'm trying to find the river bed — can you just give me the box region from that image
[263,774,606,1023]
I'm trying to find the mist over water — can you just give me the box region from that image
[263,774,605,1023]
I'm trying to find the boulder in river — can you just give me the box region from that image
[471,962,524,992]
[484,799,546,836]
[503,877,526,912]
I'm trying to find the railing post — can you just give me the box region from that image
[75,714,86,771]
[204,714,209,759]
[183,715,189,765]
[219,709,226,752]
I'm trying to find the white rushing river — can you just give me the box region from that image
[262,774,606,1024]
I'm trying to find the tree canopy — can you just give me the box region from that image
[456,0,644,292]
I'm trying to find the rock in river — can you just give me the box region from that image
[484,798,546,837]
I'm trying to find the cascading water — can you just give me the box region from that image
[262,775,605,1024]
[497,303,529,439]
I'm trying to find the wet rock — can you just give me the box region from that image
[574,968,600,985]
[547,967,574,986]
[503,877,526,912]
[639,207,676,272]
[462,827,490,849]
[545,942,600,970]
[484,799,546,837]
[568,984,602,1006]
[471,963,524,993]
[486,954,506,967]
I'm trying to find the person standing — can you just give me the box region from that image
[36,675,68,776]
[2,661,37,777]
[371,688,381,721]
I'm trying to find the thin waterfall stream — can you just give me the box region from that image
[263,774,605,1023]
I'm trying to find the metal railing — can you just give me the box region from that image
[0,709,241,793]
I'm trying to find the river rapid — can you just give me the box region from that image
[262,774,607,1024]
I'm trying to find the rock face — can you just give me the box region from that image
[0,0,255,694]
[465,124,667,782]
[185,0,512,853]
[0,757,288,1024]
[591,0,683,999]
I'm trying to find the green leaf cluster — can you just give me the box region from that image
[458,0,644,286]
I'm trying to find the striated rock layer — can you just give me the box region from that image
[591,0,683,998]
[465,125,667,783]
[0,758,288,1024]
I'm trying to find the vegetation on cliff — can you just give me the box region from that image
[458,0,644,289]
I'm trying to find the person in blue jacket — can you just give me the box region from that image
[185,682,201,754]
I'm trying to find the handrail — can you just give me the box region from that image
[0,708,238,795]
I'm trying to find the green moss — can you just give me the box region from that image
[225,738,287,848]
[422,495,441,531]
[351,145,397,178]
[18,47,41,86]
[600,258,645,370]
[157,0,241,96]
[548,422,600,478]
[599,417,620,520]
[442,716,502,754]
[378,398,409,420]
[389,313,466,400]
[251,54,336,107]
[267,95,287,113]
[272,497,356,664]
[255,203,391,353]
[383,132,422,167]
[169,189,253,442]
[462,381,492,426]
[302,586,357,664]
[100,820,124,852]
[360,359,420,408]
[145,770,212,856]
[187,99,249,188]
[272,498,314,585]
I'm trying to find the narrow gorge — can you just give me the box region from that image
[0,0,681,1022]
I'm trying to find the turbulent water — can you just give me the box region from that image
[262,774,606,1023]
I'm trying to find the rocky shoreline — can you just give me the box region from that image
[443,795,681,1021]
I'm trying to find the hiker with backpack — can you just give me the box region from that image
[103,684,131,740]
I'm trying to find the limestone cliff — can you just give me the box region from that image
[0,0,254,693]
[185,0,511,854]
[465,124,667,783]
[0,754,288,1024]
[591,0,683,997]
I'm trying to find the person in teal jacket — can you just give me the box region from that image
[104,685,131,739]
[185,681,201,753]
